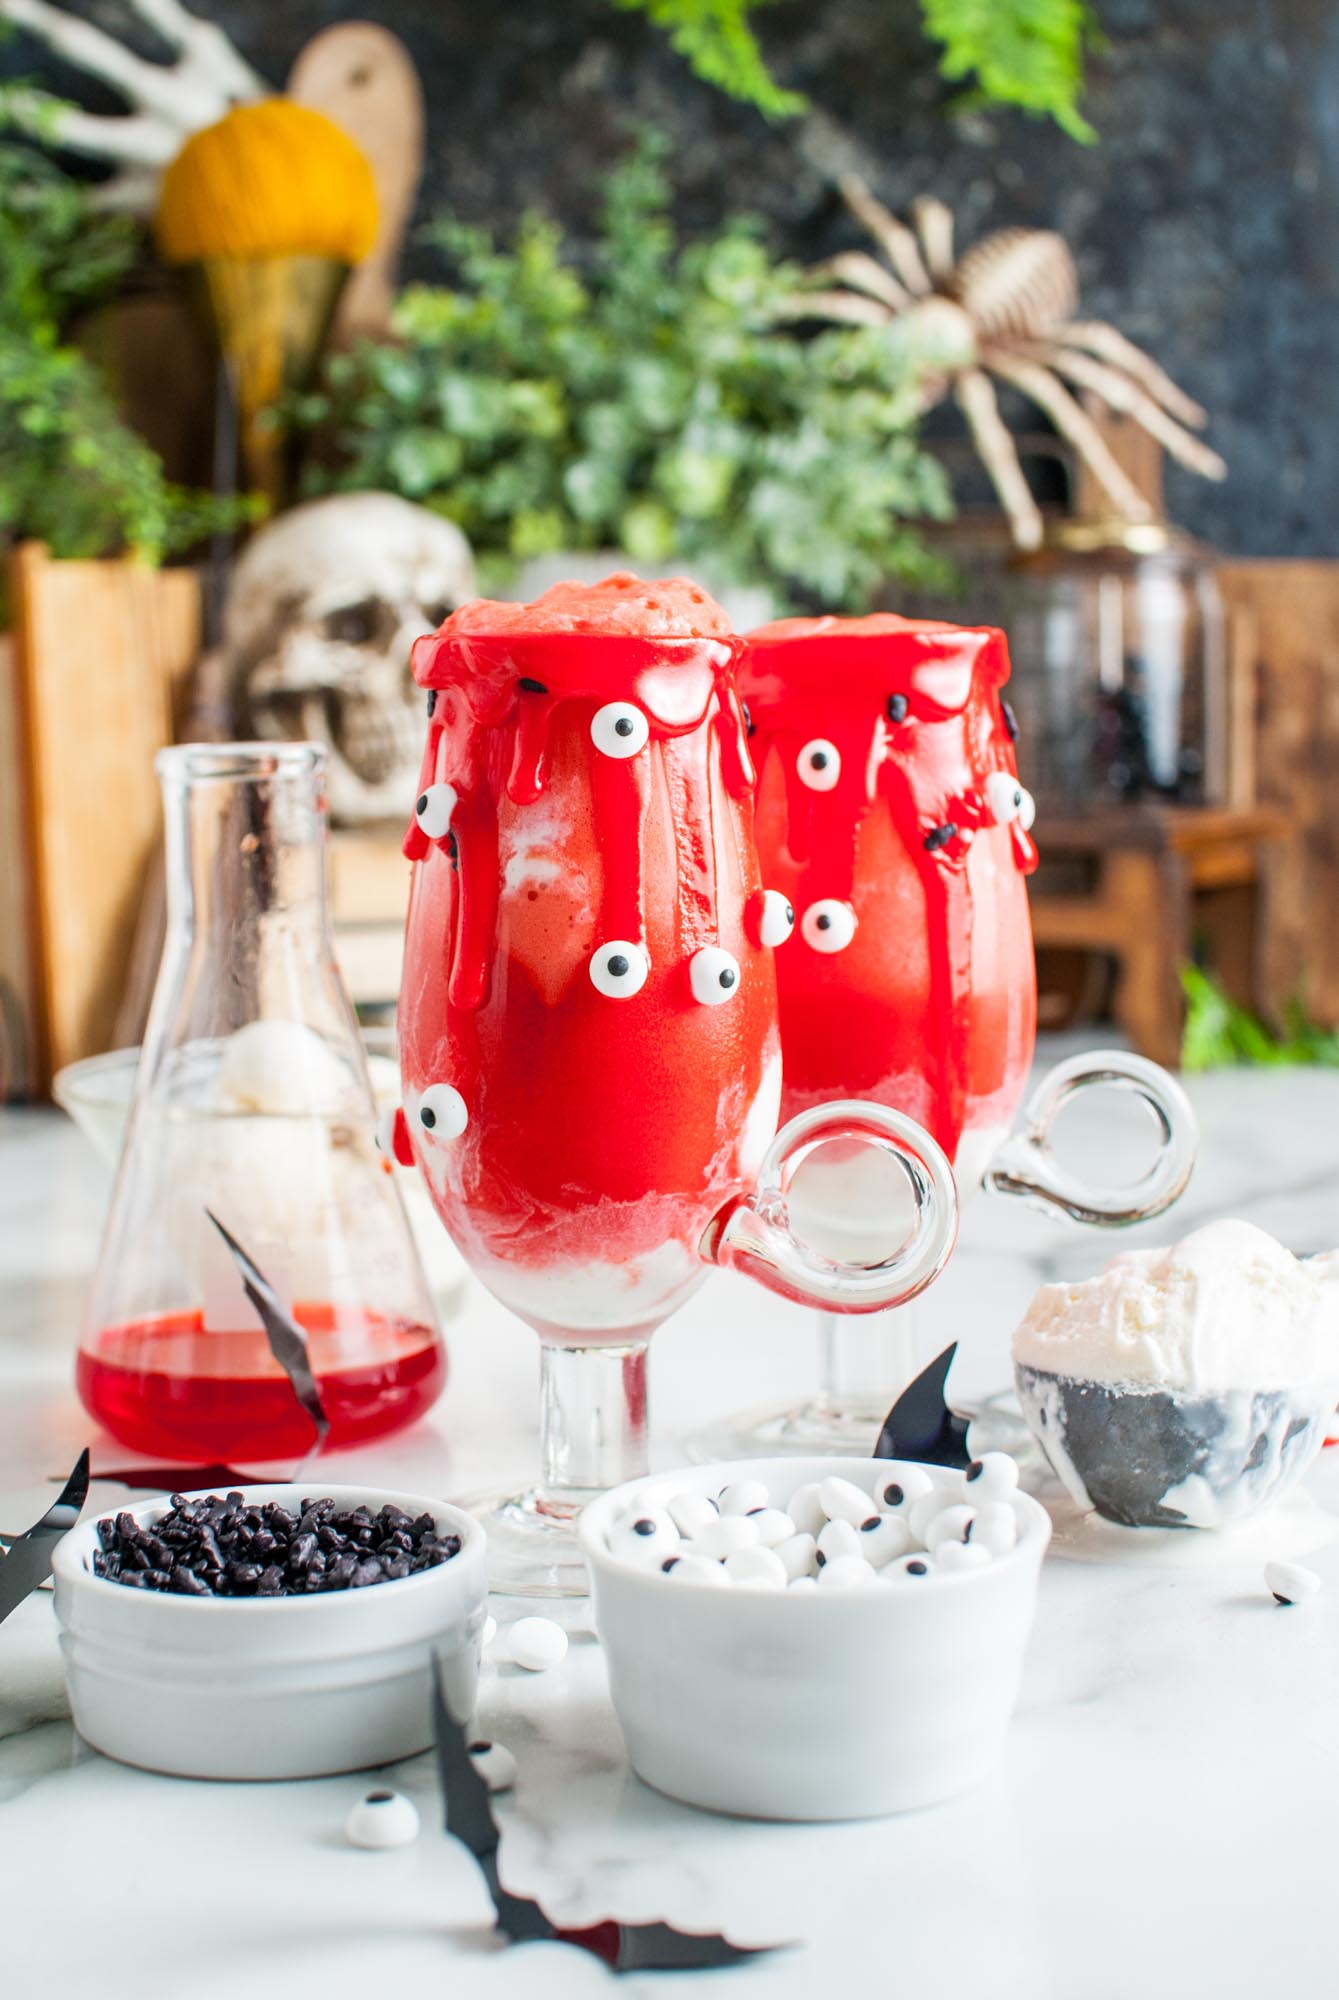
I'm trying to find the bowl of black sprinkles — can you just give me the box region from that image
[52,1485,488,1781]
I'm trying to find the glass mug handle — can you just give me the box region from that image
[702,1101,959,1312]
[982,1049,1198,1225]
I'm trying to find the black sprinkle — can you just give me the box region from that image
[631,1517,656,1536]
[446,830,458,870]
[416,793,428,816]
[366,1790,394,1803]
[815,1550,827,1568]
[784,902,794,924]
[607,953,630,977]
[1272,1591,1293,1606]
[91,1495,461,1599]
[963,1520,974,1542]
[859,1517,881,1533]
[887,693,909,724]
[1001,697,1019,742]
[816,913,832,931]
[719,968,736,989]
[426,689,437,718]
[468,1742,491,1756]
[881,1483,904,1507]
[519,677,548,694]
[421,1106,437,1130]
[661,1556,682,1572]
[923,821,958,852]
[742,700,755,737]
[614,716,635,737]
[745,1507,766,1517]
[907,1560,928,1576]
[810,750,829,770]
[965,1461,984,1483]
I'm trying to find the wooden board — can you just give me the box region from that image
[1215,560,1339,1023]
[8,544,201,1091]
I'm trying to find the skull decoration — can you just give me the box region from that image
[223,493,475,824]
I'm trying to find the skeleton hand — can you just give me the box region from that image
[0,0,265,210]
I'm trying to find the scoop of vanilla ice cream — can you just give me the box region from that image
[1012,1218,1339,1394]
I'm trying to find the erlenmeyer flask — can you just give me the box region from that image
[78,743,445,1461]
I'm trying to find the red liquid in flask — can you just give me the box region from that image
[77,1303,447,1461]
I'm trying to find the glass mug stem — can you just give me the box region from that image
[536,1338,649,1511]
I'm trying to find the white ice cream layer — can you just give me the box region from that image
[1012,1218,1339,1393]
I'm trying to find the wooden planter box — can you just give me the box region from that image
[1,542,201,1097]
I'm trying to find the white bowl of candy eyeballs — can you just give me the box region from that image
[52,1484,488,1780]
[579,1455,1050,1821]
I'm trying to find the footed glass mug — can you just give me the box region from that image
[693,613,1198,1458]
[393,578,959,1594]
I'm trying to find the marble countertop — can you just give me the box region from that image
[5,1050,1339,2000]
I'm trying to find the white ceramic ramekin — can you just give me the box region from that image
[52,1484,488,1781]
[580,1456,1050,1821]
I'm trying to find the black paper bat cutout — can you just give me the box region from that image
[430,1657,777,1971]
[0,1446,90,1627]
[206,1210,330,1451]
[875,1341,972,1468]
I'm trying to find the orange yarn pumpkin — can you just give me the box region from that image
[154,99,378,266]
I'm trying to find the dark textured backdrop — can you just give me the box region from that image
[13,1,1339,554]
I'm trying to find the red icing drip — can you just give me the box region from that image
[741,616,1036,1163]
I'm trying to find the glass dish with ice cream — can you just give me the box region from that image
[1012,1219,1339,1529]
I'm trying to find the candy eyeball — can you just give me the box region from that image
[984,770,1026,825]
[800,899,857,954]
[591,701,649,759]
[797,738,841,792]
[690,945,741,1006]
[468,1739,518,1793]
[760,889,796,947]
[345,1789,420,1850]
[964,1452,1021,1503]
[416,1082,468,1139]
[873,1465,934,1515]
[590,940,650,998]
[414,781,457,840]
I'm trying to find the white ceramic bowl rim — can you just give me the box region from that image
[53,1482,484,1619]
[579,1455,1051,1597]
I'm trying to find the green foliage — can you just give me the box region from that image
[1181,965,1339,1072]
[611,0,1099,135]
[921,0,1102,141]
[0,142,253,562]
[612,0,805,118]
[296,137,953,611]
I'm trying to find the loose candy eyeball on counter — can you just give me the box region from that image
[1265,1560,1322,1607]
[872,1465,934,1516]
[970,1502,1019,1558]
[964,1453,1021,1504]
[723,1545,788,1590]
[666,1490,719,1538]
[717,1479,771,1517]
[663,1553,731,1587]
[608,1506,680,1568]
[857,1514,912,1567]
[468,1739,518,1793]
[760,890,796,946]
[925,1505,977,1553]
[787,1483,826,1537]
[816,1519,862,1565]
[508,1616,568,1672]
[591,700,649,758]
[590,940,650,999]
[818,1476,876,1527]
[345,1788,420,1850]
[689,946,741,1007]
